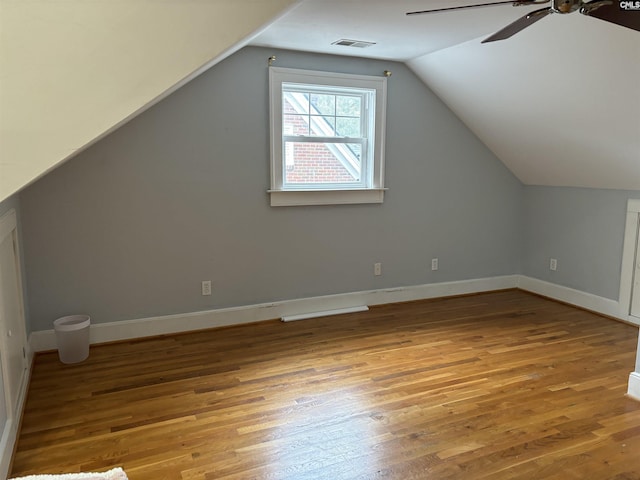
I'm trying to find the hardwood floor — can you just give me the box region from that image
[10,290,640,479]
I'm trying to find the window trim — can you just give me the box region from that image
[269,67,387,206]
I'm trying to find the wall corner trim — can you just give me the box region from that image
[627,372,640,402]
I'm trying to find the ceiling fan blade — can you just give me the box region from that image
[406,0,547,15]
[482,6,551,42]
[580,1,640,32]
[408,1,517,15]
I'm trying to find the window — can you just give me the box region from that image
[269,67,387,206]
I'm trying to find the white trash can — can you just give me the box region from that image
[53,315,90,364]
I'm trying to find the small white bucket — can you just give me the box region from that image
[53,315,91,364]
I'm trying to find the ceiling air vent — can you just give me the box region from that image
[331,39,376,48]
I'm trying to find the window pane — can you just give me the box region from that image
[336,95,361,117]
[310,94,335,115]
[284,141,362,185]
[283,114,309,136]
[336,117,361,137]
[283,91,309,114]
[309,116,336,136]
[347,143,361,161]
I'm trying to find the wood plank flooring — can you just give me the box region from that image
[10,289,640,479]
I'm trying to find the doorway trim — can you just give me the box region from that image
[619,199,640,320]
[0,208,30,479]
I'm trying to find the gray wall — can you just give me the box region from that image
[522,186,640,300]
[19,46,523,332]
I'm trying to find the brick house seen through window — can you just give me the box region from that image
[283,98,357,184]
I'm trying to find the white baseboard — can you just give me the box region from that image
[29,275,519,352]
[628,372,640,401]
[28,274,640,354]
[0,350,33,479]
[516,276,640,326]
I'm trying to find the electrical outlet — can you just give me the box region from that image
[374,263,382,276]
[431,258,439,271]
[201,280,212,296]
[549,258,557,271]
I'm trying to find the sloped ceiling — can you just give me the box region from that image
[252,0,640,190]
[0,0,298,203]
[408,13,640,190]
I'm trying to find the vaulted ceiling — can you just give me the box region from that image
[1,0,639,203]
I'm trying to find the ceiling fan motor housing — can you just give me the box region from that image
[553,0,582,13]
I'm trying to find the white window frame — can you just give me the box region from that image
[269,67,387,207]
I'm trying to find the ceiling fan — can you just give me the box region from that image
[407,0,640,43]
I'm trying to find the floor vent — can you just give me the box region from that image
[281,305,369,322]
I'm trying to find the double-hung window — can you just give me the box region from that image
[269,67,387,206]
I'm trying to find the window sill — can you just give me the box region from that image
[268,189,386,207]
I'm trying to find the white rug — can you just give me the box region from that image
[10,467,128,480]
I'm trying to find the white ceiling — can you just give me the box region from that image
[252,0,640,190]
[252,0,547,60]
[0,0,298,203]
